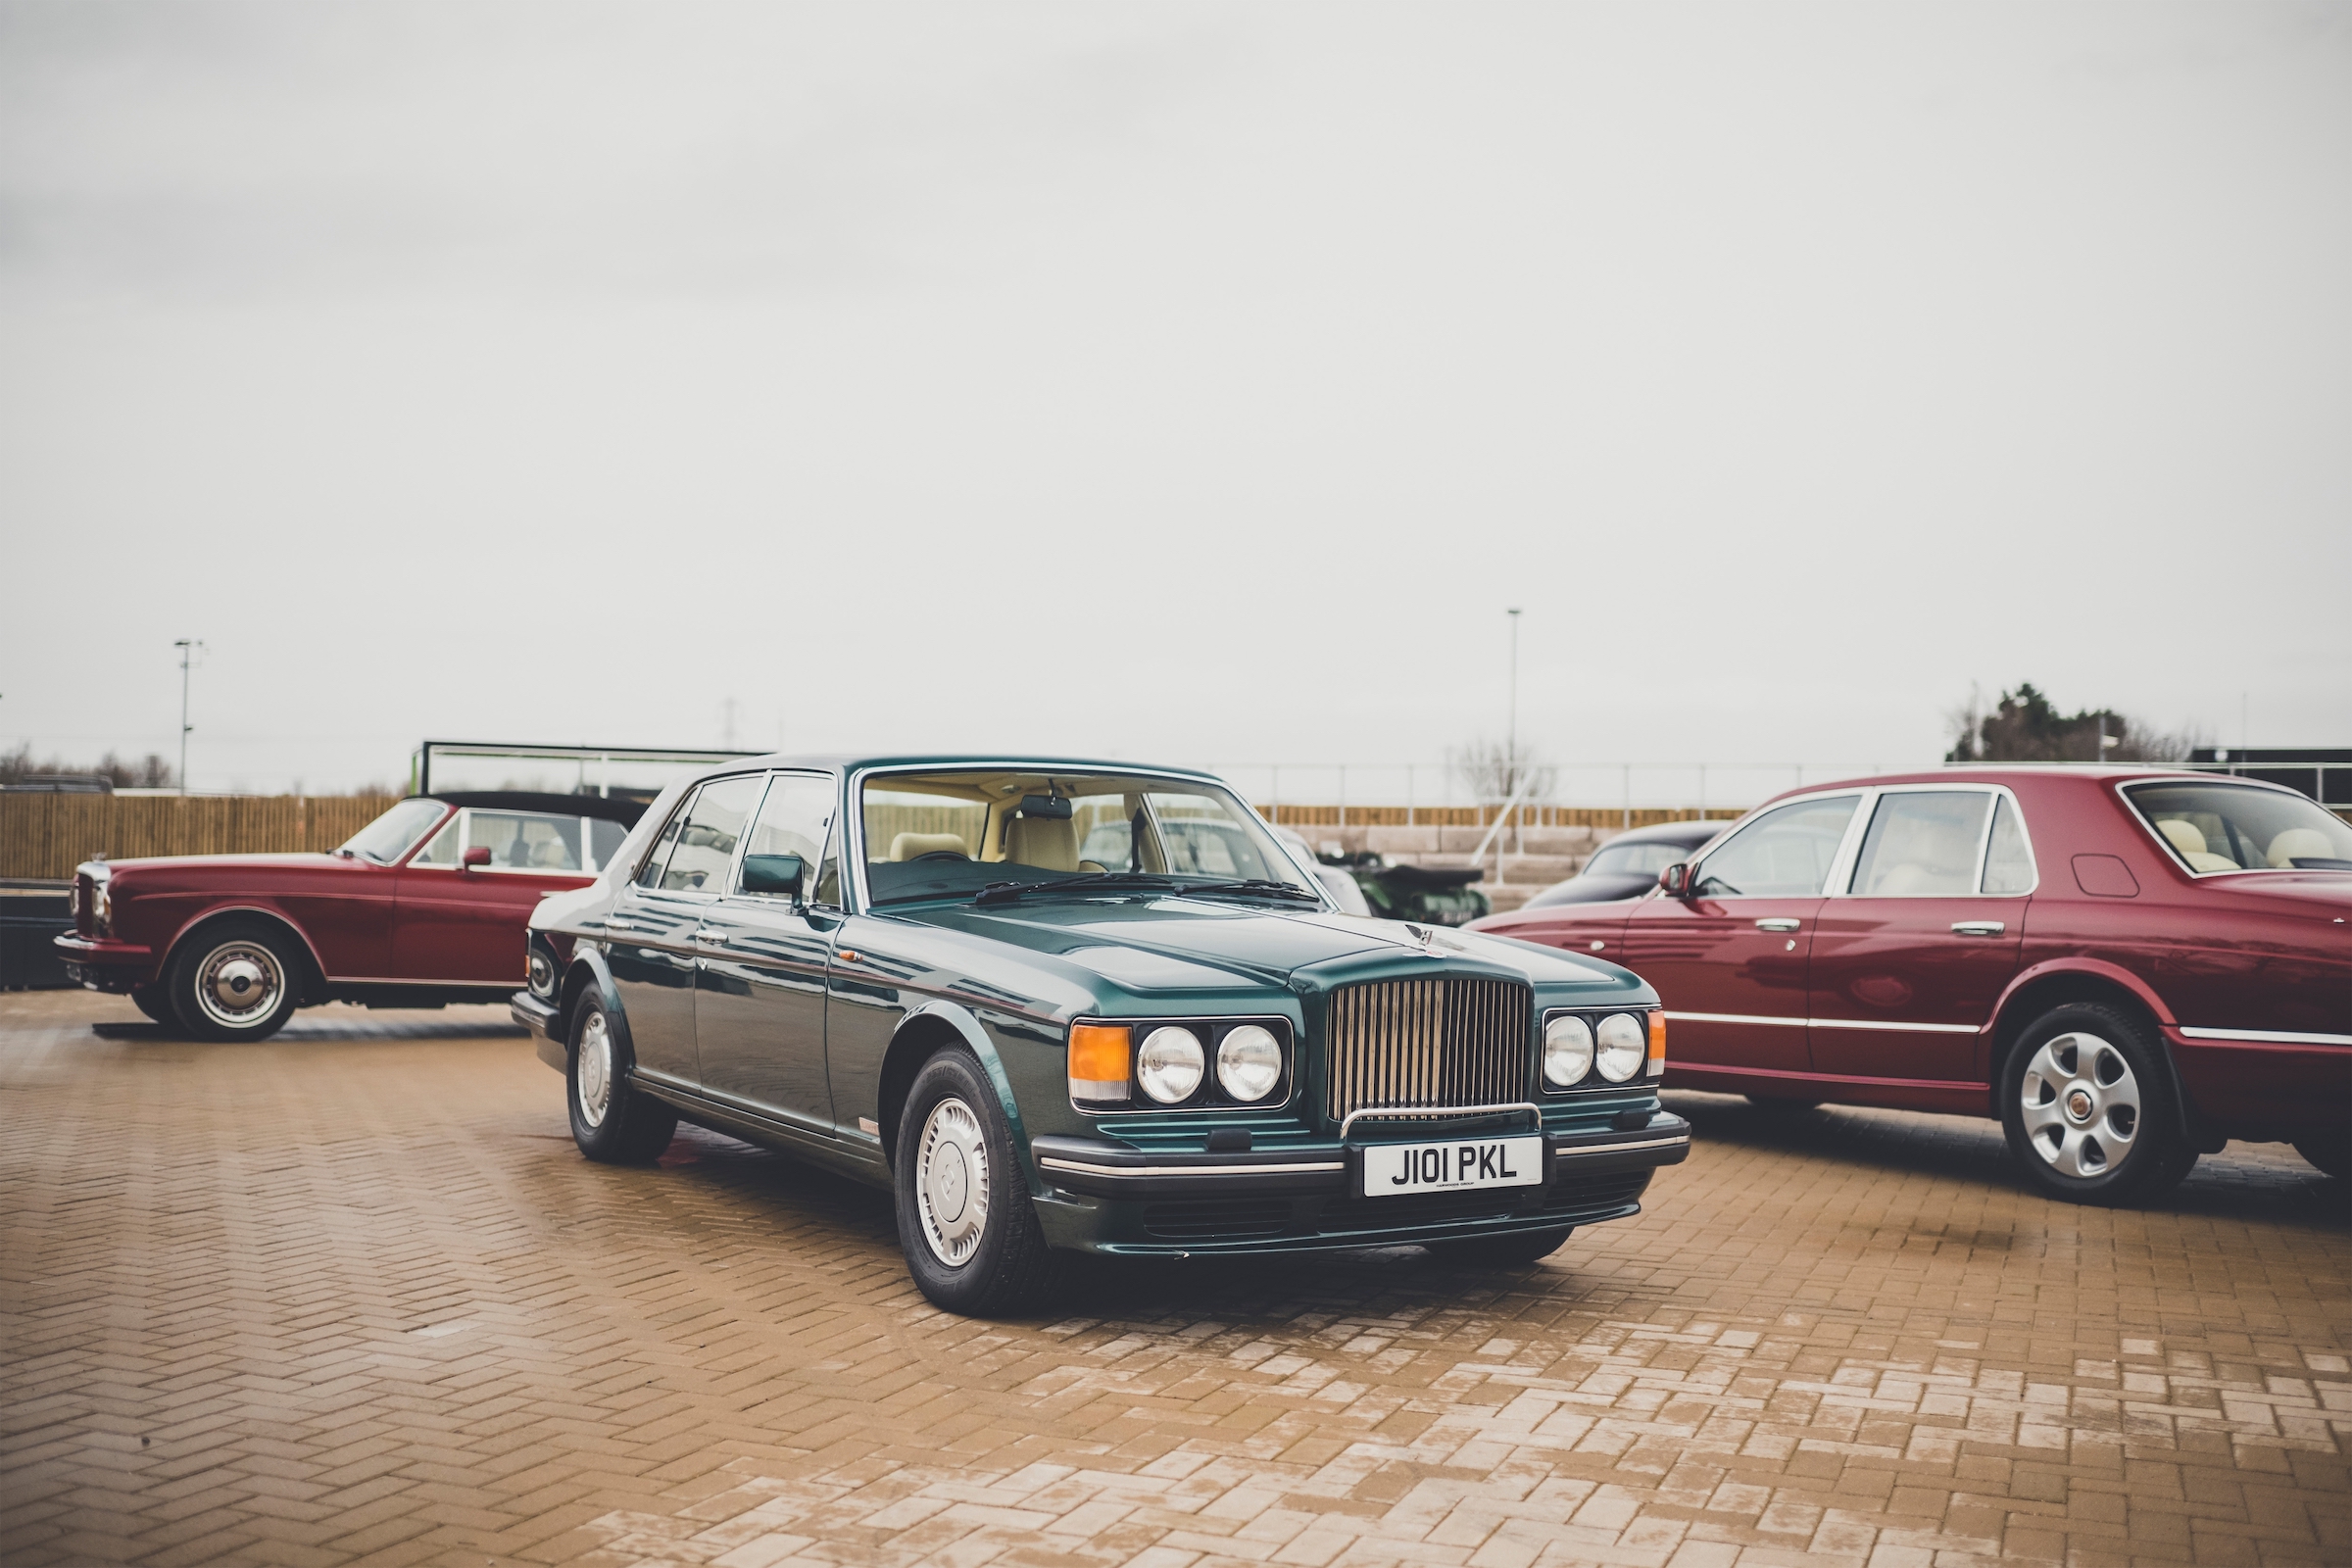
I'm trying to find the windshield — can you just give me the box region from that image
[859,769,1321,906]
[340,798,449,865]
[2125,782,2352,873]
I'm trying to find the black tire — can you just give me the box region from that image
[893,1050,1060,1316]
[167,919,303,1042]
[566,995,676,1164]
[1428,1226,1575,1268]
[2292,1134,2348,1180]
[1746,1095,1822,1114]
[2000,1003,2194,1206]
[131,985,175,1026]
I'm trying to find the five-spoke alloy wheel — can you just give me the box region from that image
[2000,1003,2191,1205]
[894,1050,1059,1316]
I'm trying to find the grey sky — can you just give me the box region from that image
[3,2,2346,799]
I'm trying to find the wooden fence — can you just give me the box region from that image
[0,794,400,881]
[1256,804,1744,830]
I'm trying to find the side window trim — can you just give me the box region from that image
[1691,790,1866,899]
[631,786,700,892]
[1978,787,2040,896]
[726,770,835,902]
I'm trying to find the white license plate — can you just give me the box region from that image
[1359,1136,1544,1197]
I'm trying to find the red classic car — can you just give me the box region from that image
[1470,767,2352,1201]
[57,792,647,1039]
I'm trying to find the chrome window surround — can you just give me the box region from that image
[2114,775,2341,879]
[1539,1006,1658,1095]
[723,770,840,906]
[1064,1013,1297,1116]
[402,806,630,877]
[1682,789,1867,901]
[842,760,1329,916]
[1679,783,2039,901]
[620,771,776,902]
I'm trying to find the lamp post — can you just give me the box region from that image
[173,639,204,795]
[1506,608,1522,853]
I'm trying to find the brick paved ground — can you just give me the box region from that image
[2,989,2345,1568]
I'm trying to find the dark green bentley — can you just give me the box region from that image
[513,755,1690,1314]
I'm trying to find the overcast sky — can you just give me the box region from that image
[3,1,2346,802]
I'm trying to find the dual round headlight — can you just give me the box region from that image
[1544,1011,1646,1087]
[1136,1023,1284,1105]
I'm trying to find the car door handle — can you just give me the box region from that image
[1754,918,1800,932]
[1950,920,2006,937]
[692,929,728,945]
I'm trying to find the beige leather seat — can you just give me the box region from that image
[1004,816,1079,871]
[2268,828,2333,867]
[890,831,969,861]
[2156,818,2236,873]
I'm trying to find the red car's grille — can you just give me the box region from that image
[1323,977,1532,1126]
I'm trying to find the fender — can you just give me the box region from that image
[161,903,332,998]
[1978,956,2206,1145]
[562,946,636,1070]
[888,1000,1044,1196]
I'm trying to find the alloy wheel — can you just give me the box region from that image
[915,1096,991,1266]
[2019,1031,2140,1178]
[193,940,286,1031]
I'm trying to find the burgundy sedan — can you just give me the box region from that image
[1471,767,2351,1202]
[57,792,644,1040]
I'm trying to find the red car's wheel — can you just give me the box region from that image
[168,920,302,1042]
[2000,1003,2193,1205]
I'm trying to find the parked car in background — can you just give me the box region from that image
[1520,819,1730,909]
[1471,767,2351,1201]
[1268,824,1374,915]
[57,791,648,1040]
[513,754,1690,1314]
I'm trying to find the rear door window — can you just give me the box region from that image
[1847,791,1993,898]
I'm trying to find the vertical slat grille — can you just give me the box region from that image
[1324,978,1532,1125]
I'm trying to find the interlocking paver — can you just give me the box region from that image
[1,989,2345,1567]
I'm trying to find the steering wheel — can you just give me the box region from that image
[908,851,968,862]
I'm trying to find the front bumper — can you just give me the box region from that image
[1027,1113,1691,1256]
[512,990,565,1072]
[54,933,156,992]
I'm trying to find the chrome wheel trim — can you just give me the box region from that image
[193,940,286,1030]
[2020,1031,2140,1179]
[575,1010,613,1130]
[915,1096,991,1267]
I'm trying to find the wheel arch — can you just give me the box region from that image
[163,906,328,1004]
[1983,961,2205,1145]
[878,1001,1041,1194]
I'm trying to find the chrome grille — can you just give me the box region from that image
[1324,977,1533,1125]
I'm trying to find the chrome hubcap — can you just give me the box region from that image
[2021,1032,2139,1178]
[915,1097,990,1267]
[195,942,284,1029]
[576,1011,612,1129]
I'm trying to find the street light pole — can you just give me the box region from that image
[1506,608,1522,853]
[174,639,203,795]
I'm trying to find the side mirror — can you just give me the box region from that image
[461,846,493,871]
[741,853,806,899]
[1657,860,1692,898]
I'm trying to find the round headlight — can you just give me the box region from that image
[1595,1012,1645,1082]
[1543,1014,1594,1088]
[1216,1024,1283,1102]
[528,952,555,996]
[1137,1026,1205,1104]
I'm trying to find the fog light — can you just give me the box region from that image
[1137,1025,1205,1103]
[1216,1024,1283,1102]
[1595,1012,1645,1082]
[1544,1013,1593,1087]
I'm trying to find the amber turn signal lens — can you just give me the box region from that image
[1647,1010,1667,1076]
[1068,1023,1132,1104]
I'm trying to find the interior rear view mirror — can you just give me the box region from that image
[1018,794,1073,820]
[461,846,493,870]
[741,854,806,897]
[1658,860,1691,897]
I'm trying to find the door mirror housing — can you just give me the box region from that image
[1657,860,1692,898]
[740,853,806,900]
[461,846,493,871]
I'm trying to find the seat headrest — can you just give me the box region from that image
[2156,818,2207,858]
[890,832,969,862]
[1004,815,1079,872]
[2268,828,2333,867]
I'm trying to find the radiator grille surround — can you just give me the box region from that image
[1323,977,1534,1128]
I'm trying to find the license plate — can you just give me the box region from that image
[1359,1136,1544,1197]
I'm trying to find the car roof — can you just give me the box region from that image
[690,753,1229,782]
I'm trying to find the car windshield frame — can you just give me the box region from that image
[848,762,1326,910]
[338,797,451,865]
[2117,778,2352,876]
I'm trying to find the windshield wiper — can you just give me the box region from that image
[973,874,1319,906]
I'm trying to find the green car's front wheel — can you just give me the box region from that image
[894,1050,1059,1316]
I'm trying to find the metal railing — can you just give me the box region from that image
[1209,760,1899,827]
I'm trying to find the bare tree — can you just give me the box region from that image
[1451,738,1555,805]
[0,743,177,789]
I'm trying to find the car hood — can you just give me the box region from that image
[92,852,358,879]
[1521,873,1654,907]
[904,895,1632,992]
